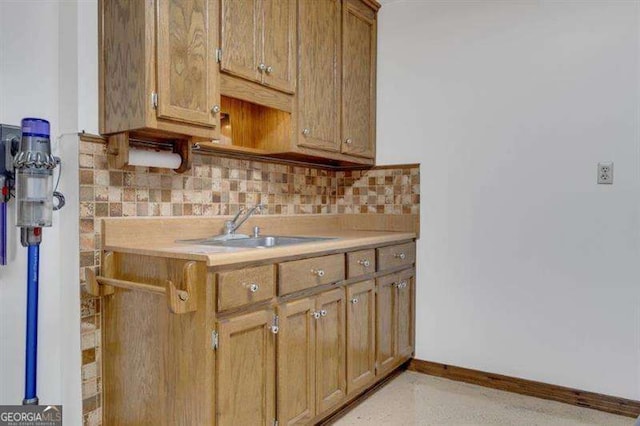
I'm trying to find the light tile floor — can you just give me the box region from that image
[335,371,633,425]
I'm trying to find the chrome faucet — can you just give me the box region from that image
[223,204,265,238]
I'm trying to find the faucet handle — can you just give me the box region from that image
[231,207,245,223]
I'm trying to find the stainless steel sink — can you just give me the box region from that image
[190,235,336,248]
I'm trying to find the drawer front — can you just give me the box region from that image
[217,264,276,311]
[279,254,345,295]
[377,242,416,271]
[347,249,376,279]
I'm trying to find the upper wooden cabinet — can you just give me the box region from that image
[99,0,380,167]
[296,0,342,153]
[341,0,377,159]
[220,0,296,94]
[100,0,220,140]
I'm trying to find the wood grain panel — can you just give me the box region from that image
[346,249,376,279]
[278,298,316,425]
[346,280,376,394]
[220,73,294,112]
[220,0,261,83]
[409,359,640,418]
[157,0,218,127]
[315,288,347,415]
[103,254,214,425]
[296,0,341,152]
[101,0,148,134]
[217,309,276,426]
[375,273,397,376]
[341,0,376,159]
[377,242,416,271]
[217,264,275,311]
[396,269,414,359]
[262,0,296,93]
[279,254,345,295]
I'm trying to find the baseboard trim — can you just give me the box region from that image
[408,359,640,418]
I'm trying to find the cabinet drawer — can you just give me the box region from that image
[217,265,276,311]
[279,254,345,295]
[346,249,376,279]
[377,242,415,271]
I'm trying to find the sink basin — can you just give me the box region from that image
[190,235,336,248]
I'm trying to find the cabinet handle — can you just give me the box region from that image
[302,128,310,136]
[258,63,266,72]
[266,65,273,74]
[350,298,359,304]
[345,138,353,144]
[320,309,327,317]
[357,259,371,267]
[311,311,321,319]
[394,252,406,260]
[248,283,259,293]
[211,105,220,114]
[311,268,325,277]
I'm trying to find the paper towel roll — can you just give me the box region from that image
[128,148,183,169]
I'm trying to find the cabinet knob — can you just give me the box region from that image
[394,252,406,260]
[311,268,325,277]
[350,298,359,304]
[345,138,353,144]
[266,65,273,74]
[312,311,321,319]
[211,105,220,114]
[320,309,327,317]
[302,128,310,136]
[249,283,259,293]
[357,259,371,267]
[398,281,408,289]
[258,63,266,72]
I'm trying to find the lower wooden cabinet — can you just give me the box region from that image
[346,280,376,394]
[217,309,277,426]
[277,288,347,424]
[376,269,415,376]
[315,288,347,415]
[103,241,416,425]
[277,298,316,425]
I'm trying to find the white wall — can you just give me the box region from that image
[377,0,640,399]
[0,1,82,423]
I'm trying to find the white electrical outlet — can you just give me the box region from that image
[597,162,613,184]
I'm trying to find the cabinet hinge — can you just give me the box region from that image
[270,315,279,334]
[215,48,222,63]
[151,92,158,109]
[211,330,219,350]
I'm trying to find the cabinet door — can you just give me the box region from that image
[262,0,296,93]
[376,274,397,376]
[315,288,347,414]
[220,0,262,83]
[157,0,219,127]
[277,298,316,425]
[341,0,376,159]
[217,309,275,426]
[397,270,415,359]
[297,0,341,152]
[346,280,376,395]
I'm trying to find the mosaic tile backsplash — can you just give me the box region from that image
[78,139,419,425]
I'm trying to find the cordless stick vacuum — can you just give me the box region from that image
[13,118,65,405]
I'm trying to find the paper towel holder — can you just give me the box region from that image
[107,132,192,173]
